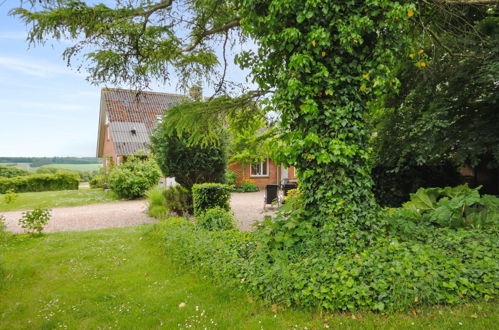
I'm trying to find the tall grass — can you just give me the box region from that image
[146,186,168,218]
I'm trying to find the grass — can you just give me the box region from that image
[0,189,119,212]
[0,225,497,329]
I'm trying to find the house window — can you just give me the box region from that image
[250,158,269,177]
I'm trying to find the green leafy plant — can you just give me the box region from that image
[108,156,161,199]
[224,170,238,187]
[235,180,259,193]
[192,183,231,216]
[3,189,19,204]
[396,185,499,229]
[18,208,51,234]
[163,185,191,216]
[197,207,236,231]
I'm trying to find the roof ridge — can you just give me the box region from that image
[101,87,185,98]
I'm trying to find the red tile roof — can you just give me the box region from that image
[97,88,186,156]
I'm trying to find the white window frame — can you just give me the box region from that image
[250,158,269,177]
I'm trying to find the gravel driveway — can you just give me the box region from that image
[1,200,156,234]
[1,191,274,234]
[231,191,275,231]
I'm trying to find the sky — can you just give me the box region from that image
[0,1,251,157]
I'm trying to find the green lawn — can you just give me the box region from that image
[0,225,496,329]
[0,189,119,212]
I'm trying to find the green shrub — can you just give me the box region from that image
[192,183,231,216]
[148,218,254,283]
[108,156,161,199]
[163,185,191,216]
[224,170,238,187]
[235,180,259,192]
[197,207,236,231]
[18,208,51,234]
[146,186,168,218]
[150,126,227,191]
[3,189,19,204]
[89,170,111,189]
[392,185,499,229]
[0,165,30,178]
[0,173,79,193]
[149,201,498,313]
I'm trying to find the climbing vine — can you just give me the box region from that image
[237,0,417,238]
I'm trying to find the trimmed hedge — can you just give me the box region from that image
[0,173,79,193]
[192,183,231,216]
[0,165,30,178]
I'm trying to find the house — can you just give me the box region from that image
[96,87,298,189]
[96,88,186,166]
[228,160,297,189]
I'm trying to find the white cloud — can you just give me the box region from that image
[0,56,77,77]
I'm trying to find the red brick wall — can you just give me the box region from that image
[102,124,118,167]
[228,159,280,189]
[288,166,297,181]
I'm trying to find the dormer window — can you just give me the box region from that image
[131,127,137,135]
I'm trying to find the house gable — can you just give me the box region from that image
[96,88,186,158]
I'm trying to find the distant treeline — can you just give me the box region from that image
[0,157,101,167]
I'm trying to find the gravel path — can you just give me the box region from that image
[1,200,156,234]
[1,191,274,233]
[231,191,275,231]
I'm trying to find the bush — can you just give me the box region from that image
[163,185,191,216]
[197,207,236,231]
[18,208,51,234]
[224,170,238,187]
[192,183,231,216]
[150,184,499,313]
[0,165,30,178]
[0,173,79,193]
[150,127,227,191]
[148,218,254,283]
[3,189,19,204]
[235,180,259,192]
[108,156,161,199]
[146,186,168,218]
[89,168,111,189]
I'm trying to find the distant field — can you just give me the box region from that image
[0,163,32,170]
[0,163,102,172]
[38,163,102,172]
